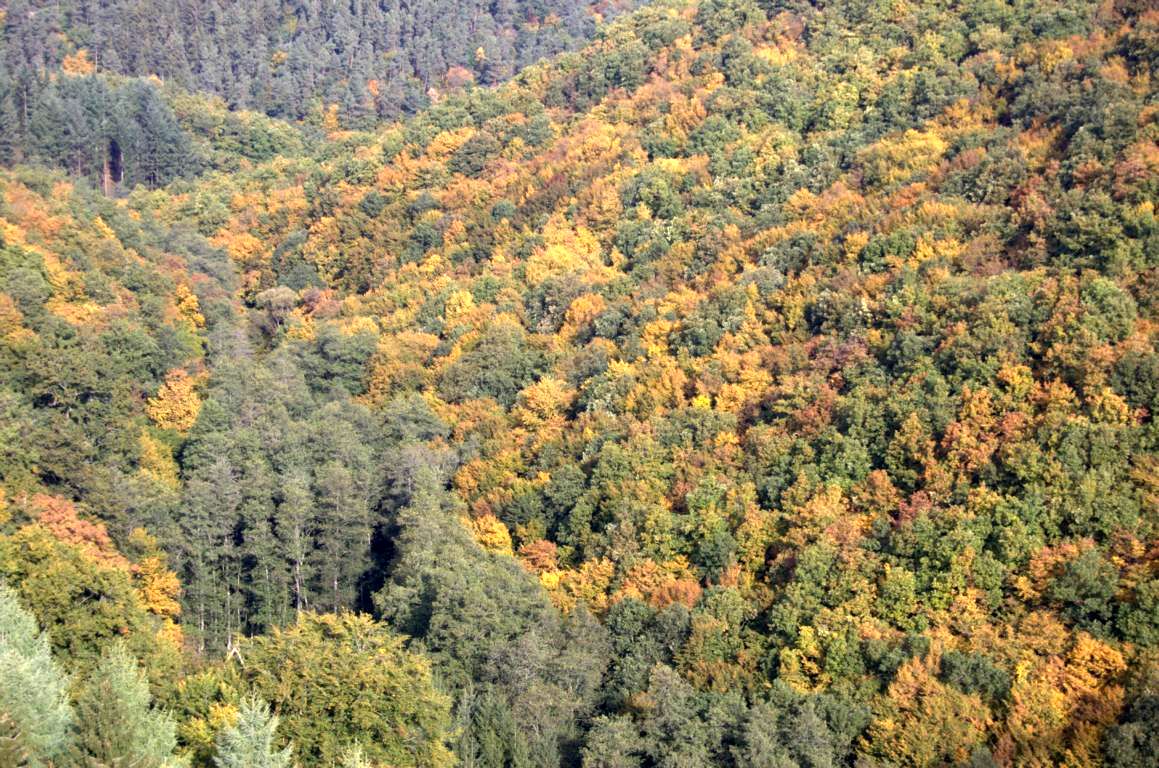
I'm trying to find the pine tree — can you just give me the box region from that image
[0,585,74,767]
[0,62,21,164]
[213,696,293,768]
[70,644,184,768]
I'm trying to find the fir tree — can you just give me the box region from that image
[0,585,74,768]
[213,696,293,768]
[70,644,184,768]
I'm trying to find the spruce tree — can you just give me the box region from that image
[70,644,183,768]
[213,696,293,768]
[0,585,74,767]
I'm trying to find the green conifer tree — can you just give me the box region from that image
[213,696,293,768]
[0,585,74,767]
[70,644,184,768]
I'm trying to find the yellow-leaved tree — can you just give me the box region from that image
[146,369,202,432]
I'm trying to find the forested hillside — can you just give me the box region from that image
[0,0,641,188]
[1,0,1158,766]
[0,0,638,136]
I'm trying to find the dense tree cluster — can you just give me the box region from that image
[4,74,197,187]
[0,0,1157,765]
[0,0,639,132]
[0,0,639,186]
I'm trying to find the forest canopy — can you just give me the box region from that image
[0,0,1157,765]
